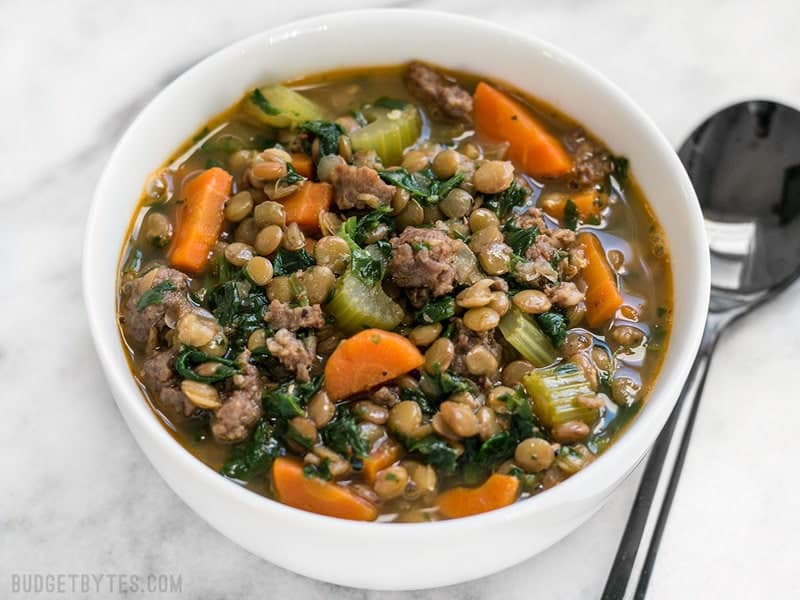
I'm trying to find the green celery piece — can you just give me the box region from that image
[350,106,421,165]
[522,362,600,428]
[326,270,404,333]
[244,85,325,128]
[498,306,557,367]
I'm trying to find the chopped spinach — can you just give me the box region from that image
[263,376,323,420]
[321,406,370,460]
[136,281,176,311]
[300,120,343,157]
[430,368,476,397]
[563,198,579,231]
[303,459,332,480]
[272,248,315,276]
[251,89,281,116]
[415,296,456,324]
[503,387,540,441]
[281,162,307,186]
[460,432,516,484]
[175,349,240,383]
[400,387,437,416]
[220,421,283,480]
[338,217,389,287]
[377,167,464,206]
[611,155,629,185]
[351,205,394,246]
[535,311,568,347]
[483,181,529,218]
[504,222,538,257]
[407,436,459,474]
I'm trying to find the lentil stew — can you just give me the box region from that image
[117,62,672,522]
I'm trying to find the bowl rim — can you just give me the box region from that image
[83,8,710,536]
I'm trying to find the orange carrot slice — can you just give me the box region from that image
[290,153,314,178]
[281,182,332,235]
[272,457,377,521]
[473,82,573,178]
[324,329,424,402]
[437,473,520,519]
[542,189,605,223]
[578,232,624,328]
[169,167,232,273]
[362,439,404,482]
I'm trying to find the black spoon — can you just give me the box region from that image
[602,100,800,600]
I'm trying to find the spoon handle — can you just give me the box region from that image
[601,321,721,600]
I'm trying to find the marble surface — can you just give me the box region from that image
[3,0,800,598]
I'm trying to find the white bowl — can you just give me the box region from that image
[83,9,709,590]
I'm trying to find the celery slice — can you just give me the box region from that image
[243,85,325,128]
[350,106,421,165]
[498,306,557,367]
[522,363,600,428]
[327,271,404,334]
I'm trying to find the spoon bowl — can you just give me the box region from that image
[679,101,800,301]
[605,99,800,599]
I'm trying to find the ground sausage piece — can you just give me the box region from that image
[405,61,474,124]
[546,281,585,308]
[211,350,263,443]
[565,130,614,187]
[120,266,192,348]
[389,227,460,297]
[140,348,195,417]
[267,328,315,383]
[512,208,586,283]
[330,163,395,210]
[264,300,324,331]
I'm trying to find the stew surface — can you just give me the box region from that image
[118,62,672,522]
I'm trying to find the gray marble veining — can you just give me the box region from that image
[3,1,800,598]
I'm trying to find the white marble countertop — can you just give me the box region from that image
[3,0,800,598]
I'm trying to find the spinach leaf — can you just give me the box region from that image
[407,436,459,474]
[503,223,538,257]
[483,181,529,218]
[220,421,283,480]
[351,206,394,246]
[563,198,579,231]
[611,155,629,185]
[272,248,315,276]
[400,387,437,416]
[502,388,540,441]
[338,217,389,287]
[300,120,343,157]
[303,459,332,480]
[415,296,456,324]
[175,349,240,384]
[535,311,567,347]
[377,167,464,206]
[321,406,370,460]
[136,281,176,311]
[431,368,476,396]
[206,281,242,325]
[251,89,280,116]
[460,432,517,484]
[281,162,307,186]
[263,376,323,419]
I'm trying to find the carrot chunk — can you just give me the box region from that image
[281,182,332,235]
[324,329,424,402]
[272,458,377,521]
[290,153,314,178]
[473,82,573,178]
[169,167,232,273]
[578,232,624,328]
[362,439,404,482]
[542,189,604,224]
[437,474,520,519]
